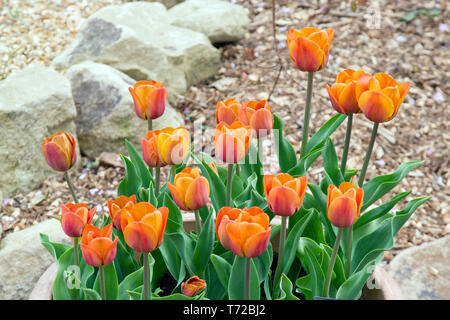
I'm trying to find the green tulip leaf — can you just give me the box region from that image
[210,254,232,290]
[279,274,300,300]
[228,256,260,300]
[336,260,376,300]
[322,138,344,186]
[93,262,119,300]
[117,155,142,198]
[273,114,297,172]
[40,233,71,263]
[192,210,215,277]
[125,139,152,189]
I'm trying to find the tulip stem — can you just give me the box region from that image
[64,171,78,203]
[245,257,251,300]
[358,122,379,186]
[170,165,176,184]
[73,237,79,267]
[257,136,263,166]
[226,164,234,206]
[155,166,161,197]
[143,252,151,300]
[340,113,353,177]
[235,164,240,177]
[300,71,314,159]
[272,216,287,299]
[99,266,106,300]
[323,227,343,298]
[345,227,352,278]
[148,118,152,131]
[194,210,202,234]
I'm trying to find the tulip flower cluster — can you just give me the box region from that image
[39,18,428,302]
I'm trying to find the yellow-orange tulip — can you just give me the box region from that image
[215,207,270,251]
[358,73,410,123]
[121,202,168,253]
[80,224,118,267]
[129,80,168,120]
[238,100,273,137]
[42,132,77,172]
[107,195,137,231]
[216,98,242,125]
[213,121,252,164]
[61,202,96,238]
[327,182,364,228]
[156,127,190,165]
[263,173,308,217]
[181,276,206,297]
[141,130,166,168]
[168,168,210,211]
[326,69,371,115]
[287,27,334,72]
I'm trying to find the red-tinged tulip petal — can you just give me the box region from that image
[243,228,271,258]
[214,132,246,163]
[61,213,85,238]
[327,196,358,228]
[181,276,206,297]
[102,237,118,266]
[217,105,239,125]
[168,182,188,210]
[267,186,301,217]
[184,177,210,210]
[226,222,266,258]
[129,87,146,119]
[250,108,273,137]
[146,87,167,120]
[326,84,345,114]
[123,221,158,253]
[263,175,274,197]
[43,141,70,171]
[80,243,103,267]
[289,36,324,72]
[217,217,235,250]
[156,207,169,247]
[358,91,395,123]
[338,81,360,114]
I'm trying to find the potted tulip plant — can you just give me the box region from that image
[33,26,429,301]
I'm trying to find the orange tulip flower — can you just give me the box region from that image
[121,202,168,253]
[42,132,77,172]
[141,130,166,168]
[61,203,96,238]
[327,182,364,228]
[326,69,371,115]
[156,127,190,166]
[263,173,308,217]
[215,207,270,251]
[213,121,252,164]
[216,98,242,125]
[168,168,210,211]
[107,195,137,231]
[129,80,168,120]
[287,27,334,72]
[181,276,206,297]
[80,224,118,267]
[358,73,410,123]
[238,100,273,137]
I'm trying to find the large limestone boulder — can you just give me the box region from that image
[386,235,450,299]
[66,61,184,158]
[0,219,69,300]
[53,2,220,104]
[0,64,80,198]
[168,0,249,44]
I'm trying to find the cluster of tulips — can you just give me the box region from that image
[40,26,428,300]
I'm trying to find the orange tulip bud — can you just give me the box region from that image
[287,27,334,72]
[107,195,137,231]
[121,202,168,253]
[80,224,118,267]
[42,132,77,172]
[215,207,270,251]
[168,168,210,211]
[129,80,168,120]
[358,73,410,123]
[156,127,190,166]
[327,182,364,228]
[263,173,308,217]
[181,276,206,297]
[213,121,252,164]
[239,100,273,137]
[141,130,166,168]
[326,69,371,115]
[216,98,242,125]
[61,203,96,238]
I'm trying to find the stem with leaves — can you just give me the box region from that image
[323,227,343,297]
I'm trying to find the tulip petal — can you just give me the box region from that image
[243,228,271,258]
[327,196,358,228]
[123,221,158,253]
[358,91,395,123]
[289,36,324,72]
[61,213,85,238]
[184,177,210,210]
[268,186,301,217]
[80,243,103,267]
[168,182,188,210]
[43,141,70,171]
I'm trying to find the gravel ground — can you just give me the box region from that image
[0,0,449,261]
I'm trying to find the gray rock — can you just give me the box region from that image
[145,0,185,9]
[168,0,249,43]
[53,2,220,104]
[386,235,450,300]
[0,219,69,300]
[66,61,184,158]
[0,64,80,198]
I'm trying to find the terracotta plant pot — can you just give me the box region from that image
[28,215,404,300]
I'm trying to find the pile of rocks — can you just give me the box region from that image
[0,0,249,300]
